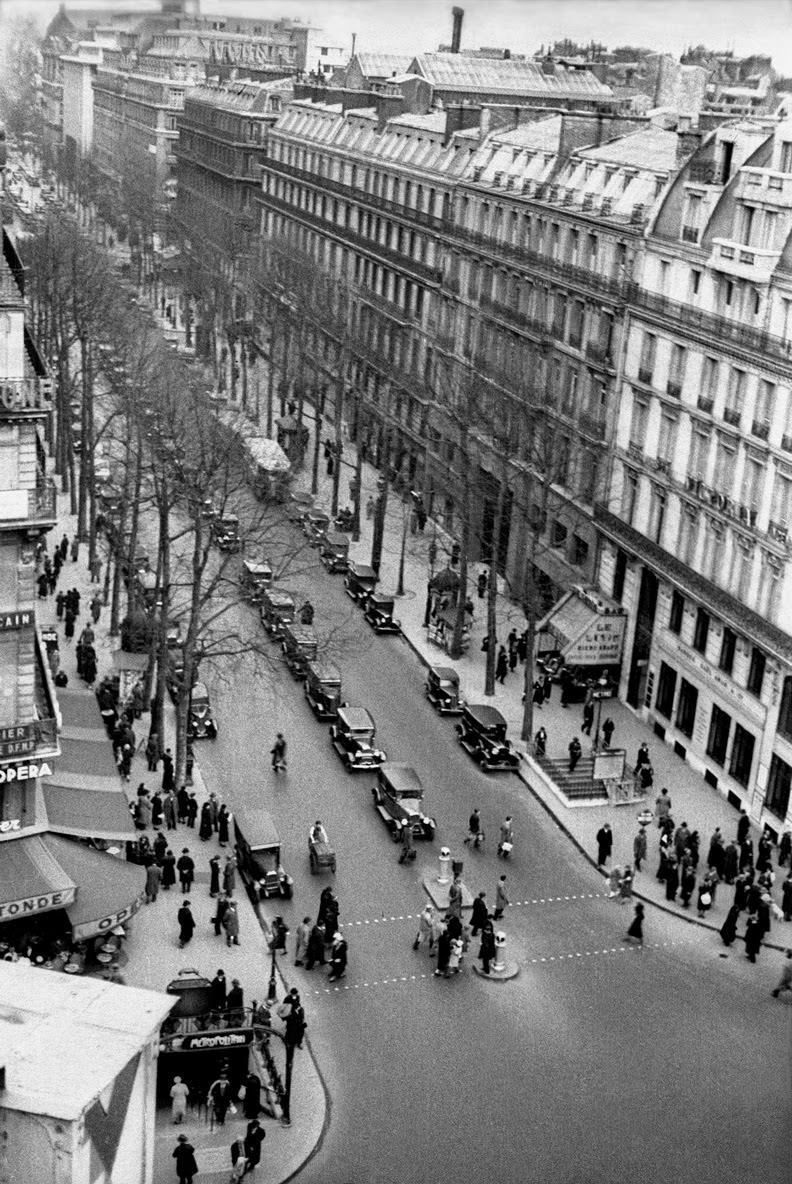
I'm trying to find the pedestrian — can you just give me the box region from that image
[494,873,509,920]
[161,848,176,890]
[145,733,160,772]
[218,804,231,847]
[532,680,545,708]
[281,988,306,1047]
[64,608,76,640]
[771,949,792,998]
[172,1133,198,1184]
[434,922,452,977]
[268,915,289,954]
[581,700,594,736]
[151,791,163,830]
[177,785,190,825]
[634,742,650,775]
[223,854,236,896]
[170,1076,189,1124]
[208,1072,233,1126]
[464,809,483,849]
[782,871,792,922]
[58,534,68,562]
[679,858,696,908]
[90,557,102,585]
[596,823,613,868]
[199,802,213,841]
[466,891,487,938]
[737,809,750,846]
[740,837,754,872]
[207,792,220,832]
[209,854,221,898]
[633,827,647,872]
[244,1118,266,1171]
[271,733,287,772]
[145,860,160,904]
[230,1137,248,1182]
[154,830,168,865]
[744,912,763,963]
[720,904,741,946]
[161,748,175,793]
[90,588,102,619]
[176,848,194,893]
[447,874,463,921]
[478,918,496,974]
[163,790,177,831]
[757,831,773,874]
[69,535,79,562]
[477,571,487,598]
[242,1072,262,1120]
[697,877,714,918]
[328,932,347,981]
[665,854,679,901]
[707,828,725,878]
[517,632,528,663]
[177,900,195,948]
[624,902,644,946]
[607,864,622,899]
[305,922,326,969]
[779,830,791,867]
[321,892,339,943]
[55,590,66,619]
[723,839,739,884]
[654,787,672,826]
[495,646,509,684]
[398,817,415,864]
[213,893,229,938]
[568,736,582,772]
[209,969,227,1017]
[602,717,615,748]
[294,916,311,966]
[639,763,654,791]
[186,793,198,828]
[497,816,513,858]
[223,900,240,947]
[674,821,690,861]
[82,646,97,686]
[413,903,436,951]
[619,864,634,904]
[36,572,48,599]
[136,791,152,830]
[534,726,547,757]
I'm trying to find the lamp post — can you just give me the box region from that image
[592,672,612,751]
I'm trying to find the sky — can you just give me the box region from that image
[3,0,792,74]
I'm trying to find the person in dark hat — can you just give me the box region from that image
[177,901,195,948]
[173,1133,198,1183]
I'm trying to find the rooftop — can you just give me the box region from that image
[0,962,174,1120]
[409,53,613,97]
[577,125,679,170]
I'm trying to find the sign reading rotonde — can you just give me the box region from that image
[0,886,77,920]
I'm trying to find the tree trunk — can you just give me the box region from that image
[484,475,507,697]
[310,387,323,496]
[521,607,538,744]
[330,379,344,517]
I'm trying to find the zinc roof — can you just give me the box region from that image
[409,53,612,97]
[577,126,679,171]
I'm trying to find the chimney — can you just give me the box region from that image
[451,7,464,54]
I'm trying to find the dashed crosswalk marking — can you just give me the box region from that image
[305,941,686,996]
[340,892,607,929]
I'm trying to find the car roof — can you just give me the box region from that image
[243,559,272,574]
[370,593,394,607]
[430,666,458,682]
[233,805,280,849]
[379,763,423,795]
[307,660,341,683]
[264,589,294,607]
[284,625,317,644]
[349,563,377,580]
[307,509,330,522]
[464,704,507,729]
[324,531,348,547]
[192,682,209,699]
[338,706,375,729]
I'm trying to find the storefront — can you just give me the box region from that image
[536,585,627,680]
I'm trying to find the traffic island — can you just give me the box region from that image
[471,931,520,981]
[422,847,474,912]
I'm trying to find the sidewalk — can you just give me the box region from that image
[39,506,327,1184]
[290,424,792,955]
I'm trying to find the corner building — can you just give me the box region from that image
[599,114,792,835]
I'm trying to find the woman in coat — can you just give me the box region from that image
[744,912,763,962]
[223,900,240,947]
[136,794,152,831]
[305,923,326,969]
[208,854,221,898]
[199,802,213,841]
[218,804,231,847]
[172,1134,198,1184]
[719,904,740,946]
[478,920,496,975]
[161,849,176,890]
[242,1073,262,1120]
[223,855,236,896]
[177,902,195,948]
[170,1076,189,1124]
[151,792,163,830]
[328,934,347,981]
[624,902,644,946]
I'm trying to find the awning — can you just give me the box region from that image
[42,785,136,841]
[0,834,77,921]
[44,834,146,941]
[537,589,626,666]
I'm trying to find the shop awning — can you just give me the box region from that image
[537,589,626,666]
[0,834,77,921]
[43,834,146,941]
[42,785,136,841]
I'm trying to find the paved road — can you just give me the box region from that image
[191,531,791,1184]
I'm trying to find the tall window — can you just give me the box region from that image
[648,487,666,544]
[765,754,792,820]
[669,590,684,634]
[638,332,656,382]
[706,705,732,765]
[719,627,737,675]
[713,438,736,496]
[747,647,766,698]
[657,413,678,465]
[678,507,699,566]
[758,552,783,622]
[753,380,775,436]
[701,357,719,400]
[676,679,698,738]
[689,429,710,480]
[667,344,686,396]
[771,474,792,529]
[725,368,746,422]
[729,724,755,787]
[630,399,649,448]
[693,608,710,654]
[622,469,639,524]
[655,662,677,718]
[741,456,763,512]
[778,676,792,741]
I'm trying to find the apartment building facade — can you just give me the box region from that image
[599,118,792,833]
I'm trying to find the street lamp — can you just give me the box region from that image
[592,672,612,751]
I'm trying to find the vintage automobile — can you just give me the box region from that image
[320,530,349,574]
[187,681,217,740]
[213,514,241,553]
[281,623,318,679]
[287,490,313,524]
[455,704,520,772]
[304,660,343,720]
[303,509,331,546]
[425,665,464,715]
[308,826,336,875]
[371,763,436,841]
[330,705,387,771]
[364,593,401,635]
[260,588,295,638]
[344,562,378,606]
[241,558,273,605]
[201,498,217,521]
[234,807,293,900]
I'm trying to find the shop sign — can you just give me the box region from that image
[565,615,626,665]
[0,610,34,631]
[0,723,40,759]
[0,886,76,920]
[0,819,21,832]
[0,761,53,783]
[70,894,145,942]
[181,1029,254,1051]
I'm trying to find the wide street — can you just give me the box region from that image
[191,523,791,1184]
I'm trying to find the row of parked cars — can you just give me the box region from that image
[424,666,521,774]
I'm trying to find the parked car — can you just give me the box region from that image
[371,763,436,841]
[455,704,520,772]
[287,491,313,524]
[213,514,240,552]
[329,706,386,771]
[233,807,293,899]
[364,593,401,634]
[187,682,217,740]
[425,665,464,714]
[345,562,378,606]
[304,660,343,720]
[260,588,295,638]
[281,623,318,679]
[241,558,273,605]
[303,509,330,546]
[320,530,349,574]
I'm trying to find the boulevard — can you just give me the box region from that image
[193,536,792,1184]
